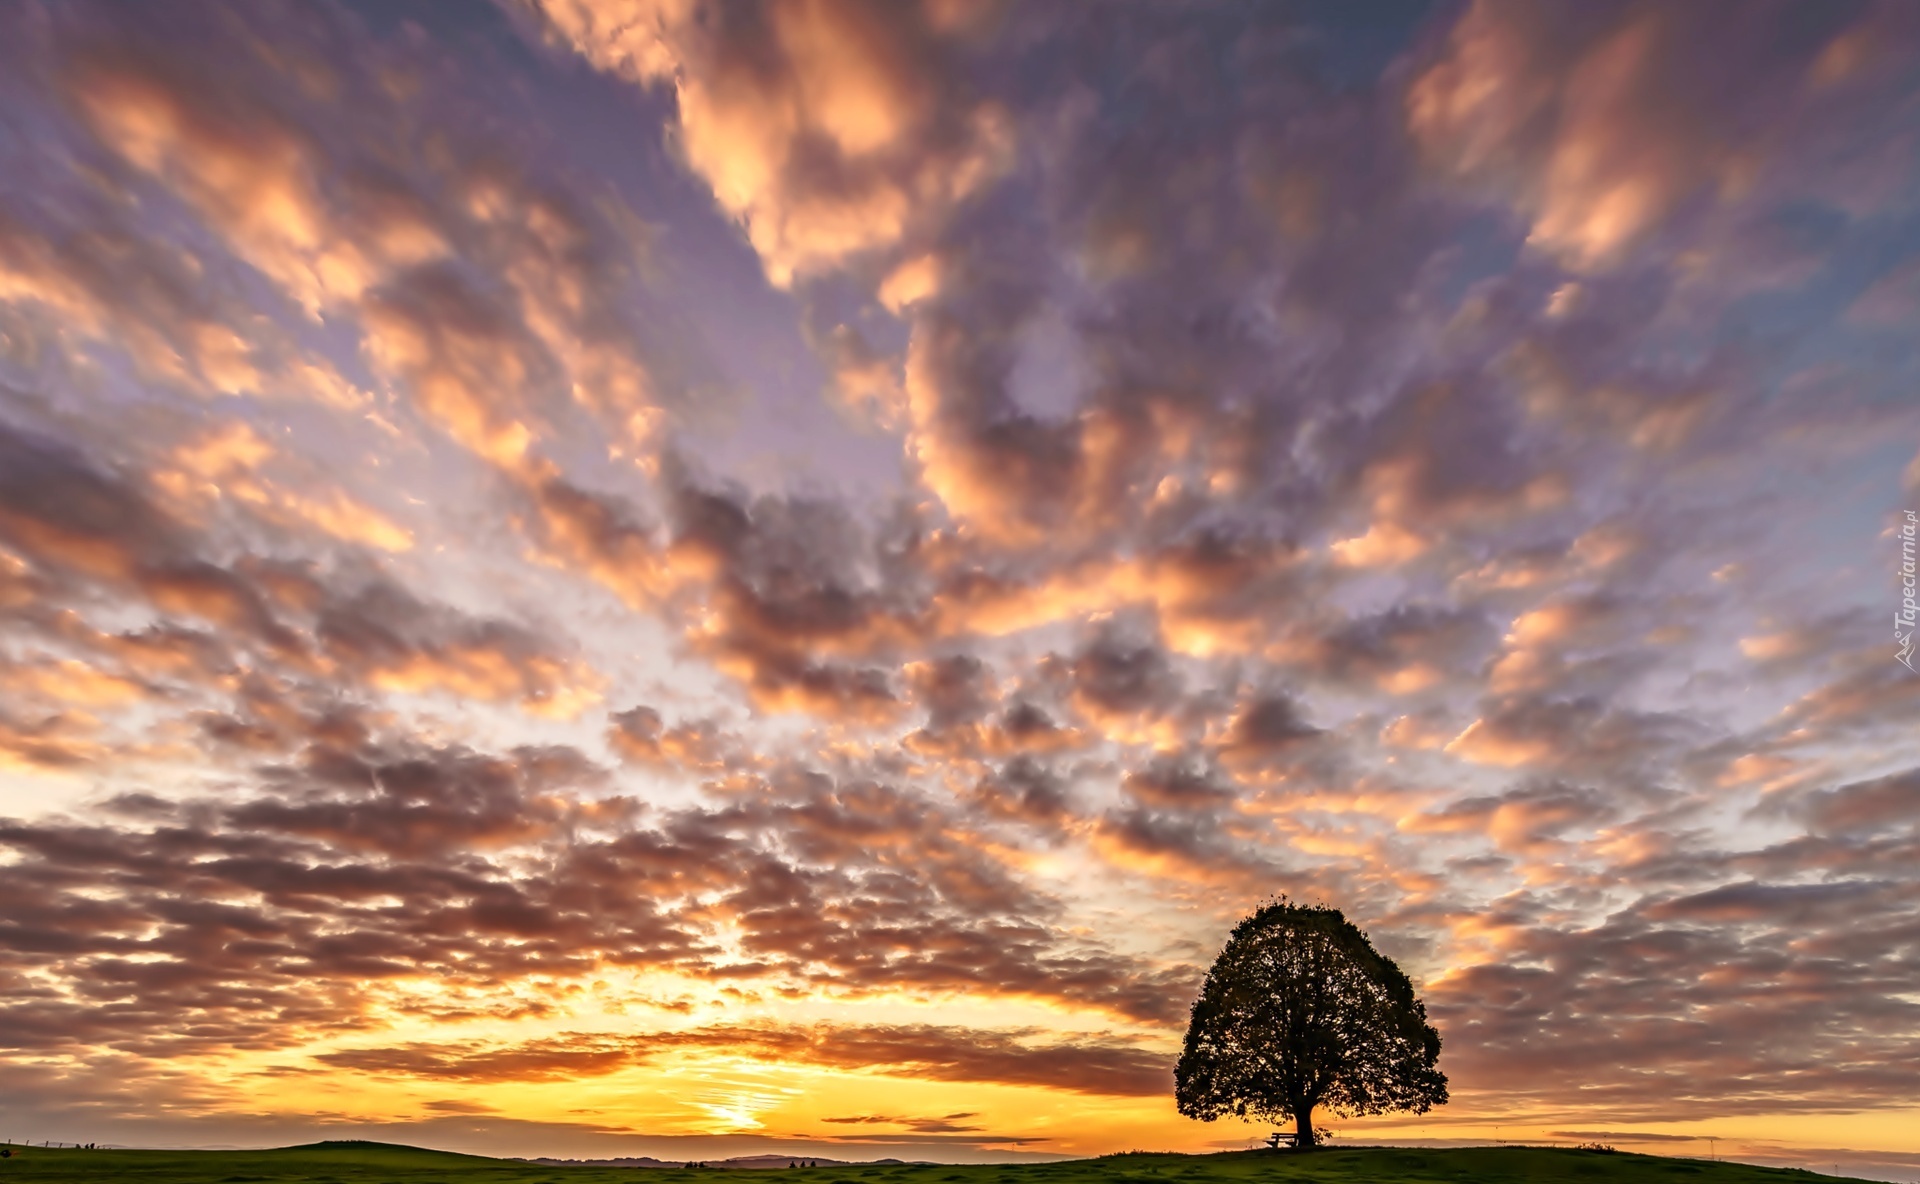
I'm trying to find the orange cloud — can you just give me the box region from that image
[1409,2,1726,268]
[530,0,1011,286]
[2,657,146,707]
[318,1021,1171,1097]
[156,422,414,552]
[70,47,445,313]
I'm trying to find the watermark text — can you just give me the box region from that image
[1899,510,1916,671]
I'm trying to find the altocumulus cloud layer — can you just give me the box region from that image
[1,0,1919,1170]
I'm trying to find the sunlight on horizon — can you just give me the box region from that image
[0,0,1916,1180]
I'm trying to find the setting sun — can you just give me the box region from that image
[1,2,1917,1182]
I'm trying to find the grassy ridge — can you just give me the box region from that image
[0,1141,1865,1183]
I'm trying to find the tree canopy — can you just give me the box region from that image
[1174,900,1448,1148]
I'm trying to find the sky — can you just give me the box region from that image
[1,0,1918,1176]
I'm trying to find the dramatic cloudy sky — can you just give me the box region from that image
[2,0,1919,1174]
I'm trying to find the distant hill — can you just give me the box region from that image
[528,1156,684,1169]
[527,1153,928,1169]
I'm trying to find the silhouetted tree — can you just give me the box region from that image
[1175,900,1447,1149]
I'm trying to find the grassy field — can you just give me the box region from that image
[0,1141,1870,1184]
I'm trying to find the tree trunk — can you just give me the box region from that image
[1294,1104,1315,1150]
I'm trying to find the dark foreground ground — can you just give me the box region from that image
[0,1141,1874,1184]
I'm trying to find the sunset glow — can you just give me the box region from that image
[2,1,1918,1179]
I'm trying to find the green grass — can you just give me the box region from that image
[0,1141,1871,1184]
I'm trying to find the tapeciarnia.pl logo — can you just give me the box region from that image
[1899,510,1917,672]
